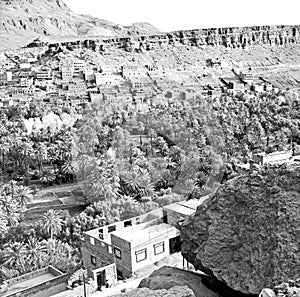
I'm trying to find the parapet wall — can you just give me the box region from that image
[28,25,300,52]
[4,266,67,297]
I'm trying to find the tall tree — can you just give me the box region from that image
[2,242,26,272]
[24,237,47,269]
[41,210,63,239]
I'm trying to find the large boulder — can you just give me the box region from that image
[113,286,196,297]
[181,166,300,295]
[138,266,219,297]
[259,278,300,297]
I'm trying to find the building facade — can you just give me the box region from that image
[81,199,205,286]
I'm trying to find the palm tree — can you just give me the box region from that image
[0,184,21,227]
[14,185,33,208]
[24,237,47,269]
[39,169,56,186]
[111,127,125,158]
[45,239,71,261]
[41,209,63,239]
[121,171,142,194]
[0,208,8,236]
[2,242,26,272]
[138,179,155,197]
[0,140,10,168]
[61,160,79,182]
[44,239,78,273]
[121,170,154,200]
[35,143,48,176]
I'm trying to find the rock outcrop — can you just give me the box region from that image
[1,0,300,51]
[113,286,196,297]
[181,166,300,295]
[27,25,300,54]
[259,278,300,297]
[138,266,218,297]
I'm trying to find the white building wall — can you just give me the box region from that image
[130,227,179,272]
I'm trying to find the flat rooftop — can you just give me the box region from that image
[86,228,112,244]
[85,208,164,243]
[163,196,210,215]
[3,272,56,297]
[113,223,179,247]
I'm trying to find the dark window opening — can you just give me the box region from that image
[163,215,168,224]
[90,255,96,266]
[124,220,132,227]
[98,228,104,239]
[117,269,123,280]
[108,225,116,233]
[114,247,122,259]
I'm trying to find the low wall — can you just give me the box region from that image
[6,267,49,287]
[50,282,96,297]
[10,275,68,297]
[5,266,68,297]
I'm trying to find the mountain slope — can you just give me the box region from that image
[0,0,160,50]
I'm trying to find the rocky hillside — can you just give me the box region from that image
[181,166,300,295]
[0,0,160,50]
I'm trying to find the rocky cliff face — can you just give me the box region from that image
[38,25,300,55]
[181,166,300,295]
[0,0,160,50]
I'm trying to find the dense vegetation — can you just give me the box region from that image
[0,89,299,281]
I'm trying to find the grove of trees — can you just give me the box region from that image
[0,88,299,282]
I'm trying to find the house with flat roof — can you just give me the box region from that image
[163,195,211,227]
[81,198,206,287]
[253,150,293,165]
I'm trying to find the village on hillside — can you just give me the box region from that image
[0,22,300,297]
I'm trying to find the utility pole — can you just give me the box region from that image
[82,269,87,297]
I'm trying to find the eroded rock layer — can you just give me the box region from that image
[30,25,300,53]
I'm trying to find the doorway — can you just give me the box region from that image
[169,235,181,254]
[96,270,106,290]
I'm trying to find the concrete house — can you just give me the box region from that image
[81,209,180,282]
[81,198,207,288]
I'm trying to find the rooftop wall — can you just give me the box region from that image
[85,208,163,243]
